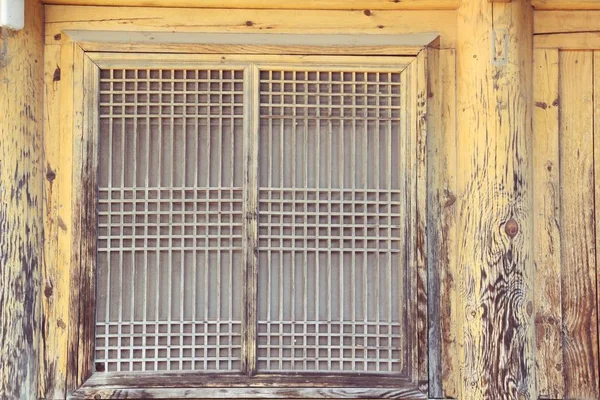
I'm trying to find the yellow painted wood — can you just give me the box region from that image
[44,6,458,48]
[535,32,600,49]
[41,0,460,9]
[0,0,44,398]
[534,10,600,34]
[39,43,70,400]
[456,0,535,398]
[559,50,599,399]
[532,48,563,399]
[532,0,600,9]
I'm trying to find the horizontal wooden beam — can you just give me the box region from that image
[42,0,460,10]
[532,0,600,10]
[534,10,600,33]
[45,6,458,48]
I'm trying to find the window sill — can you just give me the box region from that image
[69,372,426,399]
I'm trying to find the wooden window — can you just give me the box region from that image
[63,51,429,399]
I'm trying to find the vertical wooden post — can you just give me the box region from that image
[456,0,535,398]
[0,0,44,398]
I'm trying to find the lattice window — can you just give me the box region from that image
[93,58,416,381]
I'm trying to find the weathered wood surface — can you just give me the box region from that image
[40,43,71,400]
[427,48,458,399]
[534,10,600,34]
[0,0,44,398]
[41,0,460,9]
[532,0,600,9]
[595,51,600,400]
[533,48,564,400]
[44,6,458,48]
[559,50,599,399]
[456,0,535,398]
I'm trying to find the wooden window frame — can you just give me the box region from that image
[48,22,437,398]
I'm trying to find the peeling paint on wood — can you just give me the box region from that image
[0,0,44,398]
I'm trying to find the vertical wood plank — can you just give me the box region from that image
[533,48,564,400]
[559,50,599,399]
[0,0,44,398]
[40,43,70,400]
[242,64,259,376]
[427,48,458,399]
[595,50,600,400]
[456,0,535,398]
[415,50,429,394]
[76,55,100,386]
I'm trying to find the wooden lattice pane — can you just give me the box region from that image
[95,68,245,372]
[256,70,405,373]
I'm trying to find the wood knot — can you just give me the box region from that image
[245,20,254,27]
[94,394,102,400]
[504,218,519,238]
[54,33,61,41]
[53,66,61,82]
[364,9,372,16]
[46,169,56,182]
[44,285,53,298]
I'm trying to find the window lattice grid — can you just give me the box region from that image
[95,68,245,372]
[256,69,405,374]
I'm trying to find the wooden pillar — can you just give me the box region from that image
[456,0,535,398]
[0,0,44,398]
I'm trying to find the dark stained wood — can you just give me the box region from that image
[76,372,413,388]
[559,50,599,399]
[426,47,458,399]
[69,372,426,399]
[65,48,100,394]
[414,50,429,395]
[69,386,427,399]
[0,0,44,398]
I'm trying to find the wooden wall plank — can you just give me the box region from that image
[44,6,457,48]
[559,50,599,399]
[532,0,600,10]
[534,32,600,50]
[41,0,460,10]
[0,0,44,398]
[427,48,458,399]
[415,50,429,394]
[39,43,70,400]
[534,10,600,34]
[533,48,564,399]
[456,0,535,398]
[595,51,600,400]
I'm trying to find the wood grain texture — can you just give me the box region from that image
[559,50,599,399]
[0,0,44,398]
[69,372,425,399]
[456,0,536,398]
[534,32,600,50]
[595,51,600,400]
[427,48,458,400]
[415,50,429,394]
[532,0,600,9]
[532,48,564,400]
[41,0,460,9]
[39,43,71,400]
[534,10,600,34]
[44,6,458,48]
[69,386,428,399]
